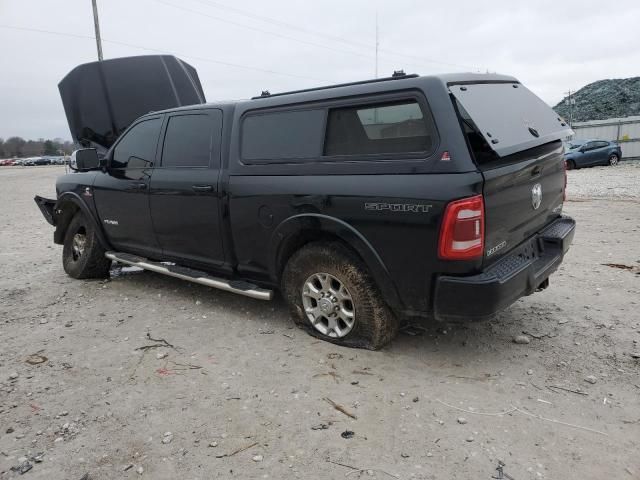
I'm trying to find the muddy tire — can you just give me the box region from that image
[62,212,111,279]
[282,242,398,350]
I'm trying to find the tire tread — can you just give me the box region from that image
[282,242,398,350]
[62,213,111,279]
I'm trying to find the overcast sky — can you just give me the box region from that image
[1,0,639,140]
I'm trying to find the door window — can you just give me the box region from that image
[112,118,162,169]
[161,114,215,167]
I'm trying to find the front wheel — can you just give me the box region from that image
[282,242,398,350]
[62,212,111,279]
[566,159,576,170]
[608,154,619,166]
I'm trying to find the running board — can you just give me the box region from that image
[105,251,273,301]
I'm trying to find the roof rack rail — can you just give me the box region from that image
[252,72,418,100]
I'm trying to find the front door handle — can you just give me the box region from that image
[192,185,214,192]
[135,182,148,190]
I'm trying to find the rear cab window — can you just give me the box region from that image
[240,94,438,164]
[161,114,215,168]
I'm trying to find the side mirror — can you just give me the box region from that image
[70,148,100,170]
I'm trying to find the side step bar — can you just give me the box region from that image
[105,251,273,301]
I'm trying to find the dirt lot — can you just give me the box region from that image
[1,164,639,480]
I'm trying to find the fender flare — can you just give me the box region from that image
[53,192,112,250]
[268,214,402,311]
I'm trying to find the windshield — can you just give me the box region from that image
[564,141,583,152]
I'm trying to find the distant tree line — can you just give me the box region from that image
[0,137,76,158]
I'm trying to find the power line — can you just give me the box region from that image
[0,24,327,82]
[183,0,480,71]
[188,0,373,50]
[152,0,375,62]
[152,0,478,72]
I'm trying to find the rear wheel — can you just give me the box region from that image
[608,154,619,166]
[62,212,111,279]
[282,242,398,350]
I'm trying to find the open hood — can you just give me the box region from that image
[59,55,206,151]
[450,81,573,157]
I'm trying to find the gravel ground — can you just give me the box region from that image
[566,160,640,200]
[1,165,639,480]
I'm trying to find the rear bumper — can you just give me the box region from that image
[433,215,575,321]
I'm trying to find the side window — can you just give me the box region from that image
[241,109,325,161]
[161,114,216,168]
[324,100,435,156]
[112,118,162,169]
[595,141,609,149]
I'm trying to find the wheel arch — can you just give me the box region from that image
[268,214,402,311]
[53,192,111,249]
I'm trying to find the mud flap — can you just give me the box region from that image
[34,196,56,225]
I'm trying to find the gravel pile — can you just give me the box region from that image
[566,160,640,200]
[553,77,640,122]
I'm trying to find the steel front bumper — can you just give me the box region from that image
[433,216,576,322]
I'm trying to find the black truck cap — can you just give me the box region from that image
[449,79,573,157]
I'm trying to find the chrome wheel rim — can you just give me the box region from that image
[610,155,619,165]
[302,272,355,338]
[71,232,86,261]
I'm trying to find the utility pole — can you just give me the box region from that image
[374,12,379,79]
[564,89,575,127]
[92,0,104,61]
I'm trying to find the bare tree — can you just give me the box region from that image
[4,137,26,157]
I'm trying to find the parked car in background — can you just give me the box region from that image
[564,139,622,169]
[51,156,69,165]
[22,157,52,166]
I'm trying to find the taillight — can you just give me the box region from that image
[563,159,567,201]
[438,195,484,260]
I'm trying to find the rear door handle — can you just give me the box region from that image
[136,182,148,190]
[192,185,214,192]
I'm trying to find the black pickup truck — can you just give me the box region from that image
[36,55,575,349]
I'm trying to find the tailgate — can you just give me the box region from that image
[481,142,566,264]
[449,80,572,264]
